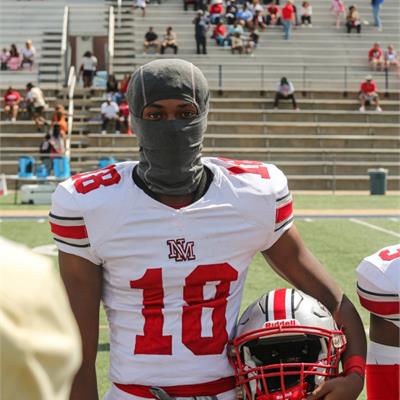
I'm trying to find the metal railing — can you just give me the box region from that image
[117,0,122,28]
[211,63,396,94]
[65,66,76,158]
[60,6,70,87]
[107,6,115,75]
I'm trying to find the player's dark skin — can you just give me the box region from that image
[59,99,366,400]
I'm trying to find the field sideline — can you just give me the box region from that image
[1,193,399,399]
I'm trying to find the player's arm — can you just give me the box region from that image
[59,250,102,400]
[262,225,366,400]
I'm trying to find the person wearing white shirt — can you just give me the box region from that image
[20,40,36,69]
[79,51,98,88]
[101,97,121,134]
[301,1,313,26]
[273,76,300,110]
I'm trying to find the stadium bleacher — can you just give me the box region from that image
[0,0,399,191]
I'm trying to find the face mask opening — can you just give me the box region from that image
[241,334,323,394]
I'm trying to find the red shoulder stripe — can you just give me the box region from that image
[50,222,88,240]
[359,295,400,316]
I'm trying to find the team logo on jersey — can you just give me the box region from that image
[167,238,196,262]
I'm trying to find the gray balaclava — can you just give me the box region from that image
[127,59,209,196]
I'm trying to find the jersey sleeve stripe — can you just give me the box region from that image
[50,222,88,240]
[274,217,294,232]
[54,237,91,248]
[49,214,86,227]
[357,283,399,299]
[49,212,84,221]
[358,295,400,316]
[276,201,293,224]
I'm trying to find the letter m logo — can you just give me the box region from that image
[167,238,196,262]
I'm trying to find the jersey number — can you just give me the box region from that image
[379,247,400,261]
[219,157,270,179]
[72,165,121,194]
[130,263,238,355]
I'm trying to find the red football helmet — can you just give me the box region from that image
[230,289,346,400]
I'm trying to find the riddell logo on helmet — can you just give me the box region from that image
[263,319,299,329]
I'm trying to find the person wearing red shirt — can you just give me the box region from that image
[212,20,227,46]
[3,86,21,122]
[209,0,224,24]
[267,2,281,25]
[281,0,295,39]
[359,75,382,112]
[368,42,385,71]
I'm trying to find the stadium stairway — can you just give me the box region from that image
[107,0,400,91]
[1,87,399,190]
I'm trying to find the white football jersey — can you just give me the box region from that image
[356,244,400,328]
[50,157,294,393]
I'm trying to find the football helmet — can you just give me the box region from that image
[229,289,346,400]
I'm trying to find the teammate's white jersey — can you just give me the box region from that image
[50,157,294,390]
[356,244,400,328]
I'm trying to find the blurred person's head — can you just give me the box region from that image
[280,76,289,85]
[373,42,380,49]
[167,26,172,32]
[83,50,92,58]
[26,82,34,91]
[25,40,33,49]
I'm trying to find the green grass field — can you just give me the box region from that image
[0,194,399,399]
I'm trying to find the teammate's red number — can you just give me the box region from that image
[379,247,400,261]
[72,165,121,194]
[130,263,238,356]
[219,157,270,179]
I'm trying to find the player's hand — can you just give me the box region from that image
[306,373,364,399]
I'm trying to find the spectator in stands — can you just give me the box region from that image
[359,75,382,112]
[273,77,300,110]
[301,1,312,26]
[50,104,68,139]
[225,0,239,24]
[183,0,199,11]
[0,48,9,70]
[237,3,254,28]
[253,9,267,30]
[266,1,281,25]
[193,11,209,54]
[20,40,36,70]
[133,0,146,17]
[49,123,65,156]
[7,44,21,71]
[231,32,244,54]
[212,19,227,46]
[368,42,384,71]
[209,0,224,24]
[385,44,400,75]
[331,0,346,28]
[25,82,48,132]
[106,74,122,103]
[118,97,132,134]
[39,133,53,172]
[143,27,160,54]
[161,27,178,54]
[245,28,259,55]
[119,73,131,94]
[371,0,384,31]
[79,51,97,88]
[346,5,361,34]
[281,0,295,39]
[101,96,121,134]
[3,87,22,122]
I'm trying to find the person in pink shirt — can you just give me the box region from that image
[368,42,384,71]
[331,0,346,28]
[359,75,382,112]
[281,0,295,39]
[3,86,22,122]
[7,44,21,71]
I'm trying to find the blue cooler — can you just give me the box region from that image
[18,156,35,178]
[53,156,71,179]
[98,157,116,169]
[35,163,49,178]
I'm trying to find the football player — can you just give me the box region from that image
[356,244,400,400]
[50,59,366,400]
[230,289,347,399]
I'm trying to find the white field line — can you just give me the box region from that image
[350,218,400,238]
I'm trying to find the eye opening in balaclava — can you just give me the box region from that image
[127,59,210,196]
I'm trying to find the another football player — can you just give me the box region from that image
[356,244,400,400]
[51,59,366,400]
[230,289,347,399]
